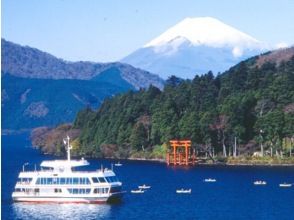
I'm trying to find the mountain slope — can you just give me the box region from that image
[1,39,164,89]
[2,74,134,129]
[1,39,164,130]
[122,17,267,79]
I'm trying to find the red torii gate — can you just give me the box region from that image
[166,140,196,165]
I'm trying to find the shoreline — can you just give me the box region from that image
[123,157,166,163]
[28,147,294,167]
[109,157,294,167]
[224,163,294,167]
[4,131,294,167]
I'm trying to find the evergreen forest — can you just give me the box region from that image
[33,50,294,162]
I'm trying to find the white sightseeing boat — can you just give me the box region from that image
[12,136,124,204]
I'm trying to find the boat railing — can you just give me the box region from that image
[21,170,53,173]
[13,191,40,195]
[20,169,111,175]
[16,181,32,185]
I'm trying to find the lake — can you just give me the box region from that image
[2,133,294,220]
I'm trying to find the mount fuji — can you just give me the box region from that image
[122,17,268,79]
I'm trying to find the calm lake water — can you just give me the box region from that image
[2,133,294,220]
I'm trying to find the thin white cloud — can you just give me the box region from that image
[232,46,243,57]
[275,42,288,49]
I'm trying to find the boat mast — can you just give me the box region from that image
[64,136,72,162]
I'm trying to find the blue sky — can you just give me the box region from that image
[2,0,294,62]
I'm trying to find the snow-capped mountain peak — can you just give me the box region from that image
[122,17,268,79]
[144,17,265,57]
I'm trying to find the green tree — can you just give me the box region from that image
[130,123,148,150]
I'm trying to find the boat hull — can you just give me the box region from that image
[12,193,123,204]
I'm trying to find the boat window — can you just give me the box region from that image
[79,177,90,185]
[94,188,108,194]
[41,178,46,185]
[60,178,66,185]
[79,189,89,194]
[38,178,41,184]
[106,176,118,182]
[92,177,99,183]
[34,188,40,193]
[98,177,106,183]
[24,188,32,193]
[66,178,73,184]
[100,188,109,194]
[19,178,32,183]
[36,178,41,185]
[54,188,62,193]
[73,178,79,184]
[67,188,91,194]
[47,178,53,185]
[52,178,58,184]
[80,178,84,184]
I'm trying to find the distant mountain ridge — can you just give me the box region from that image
[1,39,164,89]
[122,17,267,79]
[1,39,164,130]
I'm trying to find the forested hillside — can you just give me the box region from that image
[2,73,133,129]
[33,48,294,160]
[2,39,165,130]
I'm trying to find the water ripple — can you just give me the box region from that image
[12,203,111,220]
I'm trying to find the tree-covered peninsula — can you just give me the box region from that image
[32,48,294,164]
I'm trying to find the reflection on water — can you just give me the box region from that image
[13,203,111,220]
